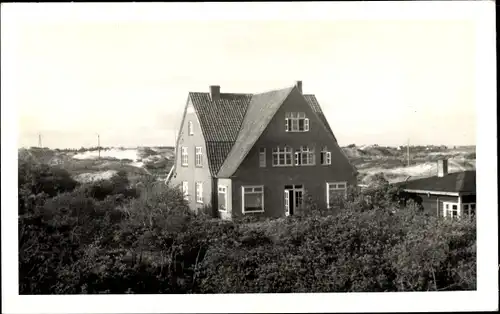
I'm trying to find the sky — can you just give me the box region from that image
[5,3,481,148]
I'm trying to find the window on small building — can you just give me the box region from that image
[218,185,228,211]
[195,182,203,203]
[242,186,264,214]
[294,146,315,166]
[182,181,189,200]
[188,121,194,136]
[462,203,476,218]
[443,202,460,219]
[259,148,266,167]
[195,147,203,167]
[181,147,188,166]
[320,146,331,165]
[326,182,347,209]
[285,112,309,132]
[272,146,293,166]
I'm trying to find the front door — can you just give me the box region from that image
[284,185,304,216]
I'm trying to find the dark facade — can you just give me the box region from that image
[172,83,357,220]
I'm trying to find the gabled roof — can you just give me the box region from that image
[184,85,342,177]
[398,170,476,194]
[217,87,294,177]
[303,94,337,142]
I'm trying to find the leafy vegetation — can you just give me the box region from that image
[18,159,476,294]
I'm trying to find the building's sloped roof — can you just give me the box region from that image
[217,87,294,177]
[303,94,337,142]
[189,92,252,142]
[399,170,476,193]
[187,85,340,177]
[205,141,234,175]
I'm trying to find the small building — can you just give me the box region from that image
[170,81,357,219]
[399,159,476,219]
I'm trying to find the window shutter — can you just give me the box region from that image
[285,118,289,132]
[294,152,299,165]
[304,118,310,131]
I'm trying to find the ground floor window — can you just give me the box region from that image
[443,202,459,219]
[182,181,189,200]
[326,182,347,208]
[462,203,476,218]
[218,185,228,211]
[195,182,203,203]
[242,185,264,213]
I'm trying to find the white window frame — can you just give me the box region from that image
[259,148,266,167]
[242,185,265,214]
[321,147,332,165]
[218,185,228,212]
[443,202,460,219]
[272,146,293,167]
[295,146,315,166]
[195,182,203,204]
[181,147,188,166]
[182,181,189,200]
[326,182,347,208]
[285,112,309,132]
[195,146,203,167]
[188,121,194,136]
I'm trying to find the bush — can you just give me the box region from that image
[18,160,476,294]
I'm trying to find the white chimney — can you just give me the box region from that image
[209,85,220,101]
[437,159,448,177]
[295,81,302,94]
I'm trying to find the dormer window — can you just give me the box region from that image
[285,112,309,132]
[188,121,194,136]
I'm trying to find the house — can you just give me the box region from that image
[170,81,357,219]
[398,159,476,220]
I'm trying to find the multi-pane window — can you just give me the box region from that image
[272,146,293,166]
[182,181,189,200]
[295,146,315,166]
[462,203,476,219]
[285,112,309,132]
[443,202,459,219]
[242,186,264,213]
[188,121,194,136]
[259,148,266,167]
[218,185,228,211]
[195,182,203,203]
[181,147,188,166]
[195,147,203,167]
[326,182,347,208]
[320,146,332,165]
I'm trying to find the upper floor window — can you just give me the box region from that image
[188,121,194,136]
[320,146,331,165]
[295,146,315,166]
[195,147,203,167]
[272,146,293,166]
[181,147,188,166]
[259,148,266,167]
[285,112,309,132]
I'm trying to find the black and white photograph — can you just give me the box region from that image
[1,1,497,313]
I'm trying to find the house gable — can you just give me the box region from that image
[217,86,356,178]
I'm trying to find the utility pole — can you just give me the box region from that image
[407,138,410,167]
[38,133,42,148]
[97,134,101,160]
